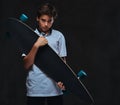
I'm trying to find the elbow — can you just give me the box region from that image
[24,64,32,70]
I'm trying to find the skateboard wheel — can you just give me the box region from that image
[19,14,28,22]
[77,70,87,79]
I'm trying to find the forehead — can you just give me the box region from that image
[38,15,53,20]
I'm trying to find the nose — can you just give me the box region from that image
[45,22,48,26]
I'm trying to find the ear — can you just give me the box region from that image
[36,17,39,21]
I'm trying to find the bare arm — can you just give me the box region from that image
[23,36,48,70]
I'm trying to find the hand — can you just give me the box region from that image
[57,81,66,90]
[34,36,48,48]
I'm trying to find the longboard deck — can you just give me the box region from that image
[7,18,94,104]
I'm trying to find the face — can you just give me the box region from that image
[36,15,54,34]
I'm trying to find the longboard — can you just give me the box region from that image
[7,18,94,104]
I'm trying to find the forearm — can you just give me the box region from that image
[23,43,39,70]
[23,36,48,70]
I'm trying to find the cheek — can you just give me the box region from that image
[48,23,53,27]
[38,22,44,27]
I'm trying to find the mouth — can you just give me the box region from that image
[43,27,49,31]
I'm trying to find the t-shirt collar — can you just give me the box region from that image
[37,28,52,36]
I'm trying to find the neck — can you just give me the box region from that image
[37,27,52,35]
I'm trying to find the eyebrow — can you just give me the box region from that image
[41,18,53,22]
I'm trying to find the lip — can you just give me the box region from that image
[42,27,49,31]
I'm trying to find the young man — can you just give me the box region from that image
[23,3,67,105]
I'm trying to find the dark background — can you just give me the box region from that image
[0,0,120,105]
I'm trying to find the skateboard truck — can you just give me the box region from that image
[77,70,87,79]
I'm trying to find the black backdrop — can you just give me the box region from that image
[0,0,120,105]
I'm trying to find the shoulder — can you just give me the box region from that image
[52,29,64,37]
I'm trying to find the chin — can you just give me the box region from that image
[43,29,49,33]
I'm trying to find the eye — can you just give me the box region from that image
[48,19,52,22]
[48,19,53,23]
[41,19,46,22]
